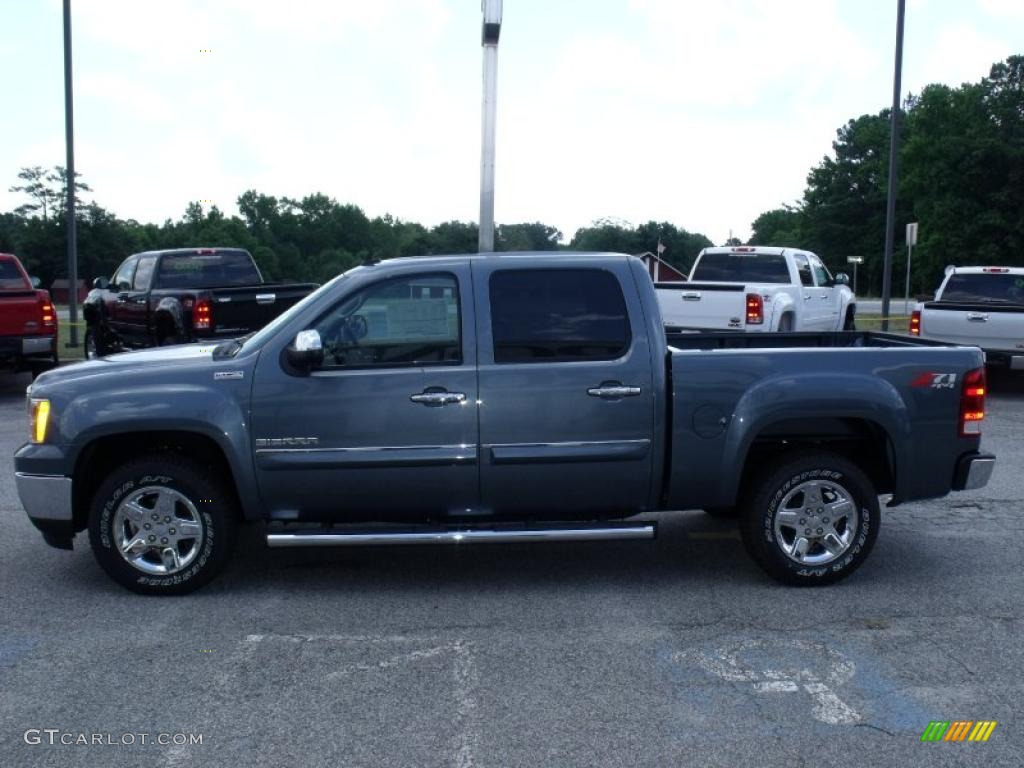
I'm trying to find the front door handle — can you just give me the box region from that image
[410,389,467,407]
[587,382,642,399]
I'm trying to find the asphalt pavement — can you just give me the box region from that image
[0,369,1021,767]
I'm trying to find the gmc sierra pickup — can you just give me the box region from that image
[657,246,857,332]
[82,247,318,356]
[15,252,995,594]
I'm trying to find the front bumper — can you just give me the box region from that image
[952,452,996,491]
[15,472,75,550]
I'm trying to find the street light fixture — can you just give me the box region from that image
[478,0,502,253]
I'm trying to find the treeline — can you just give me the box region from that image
[752,56,1024,295]
[2,56,1020,296]
[0,179,711,289]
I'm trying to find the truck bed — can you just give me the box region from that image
[666,329,954,351]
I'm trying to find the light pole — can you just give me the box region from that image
[478,0,502,253]
[880,0,906,331]
[63,0,80,347]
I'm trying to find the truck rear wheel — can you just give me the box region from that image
[87,455,237,595]
[739,451,879,585]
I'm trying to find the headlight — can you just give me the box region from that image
[29,399,51,444]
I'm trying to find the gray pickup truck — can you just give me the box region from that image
[15,252,995,594]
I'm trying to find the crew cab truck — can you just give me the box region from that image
[911,266,1024,370]
[82,247,318,357]
[0,252,58,375]
[15,252,994,594]
[657,246,857,333]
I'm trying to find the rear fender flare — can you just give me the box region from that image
[719,372,910,506]
[153,298,184,338]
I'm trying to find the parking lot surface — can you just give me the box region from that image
[0,369,1020,767]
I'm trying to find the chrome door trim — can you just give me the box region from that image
[488,439,651,465]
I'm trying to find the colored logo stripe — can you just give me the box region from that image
[920,720,997,742]
[969,721,998,742]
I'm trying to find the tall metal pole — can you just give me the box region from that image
[63,0,80,346]
[904,242,913,315]
[880,0,906,331]
[478,0,502,253]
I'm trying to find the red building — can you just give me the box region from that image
[49,279,88,304]
[637,251,687,283]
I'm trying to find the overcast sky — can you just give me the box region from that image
[0,0,1019,244]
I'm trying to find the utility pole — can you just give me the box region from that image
[63,0,80,347]
[880,0,906,331]
[478,0,502,253]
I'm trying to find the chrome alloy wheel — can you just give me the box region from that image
[113,487,205,575]
[773,478,859,566]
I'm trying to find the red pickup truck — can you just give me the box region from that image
[0,253,58,375]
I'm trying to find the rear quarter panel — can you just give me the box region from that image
[665,346,984,510]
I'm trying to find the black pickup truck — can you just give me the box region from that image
[82,248,318,357]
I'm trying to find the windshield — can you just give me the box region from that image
[154,250,261,289]
[234,271,351,355]
[941,273,1024,304]
[691,253,791,283]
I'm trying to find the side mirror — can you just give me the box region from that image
[30,276,42,288]
[286,329,324,370]
[832,272,850,286]
[93,276,109,290]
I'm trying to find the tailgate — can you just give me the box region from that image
[656,283,747,330]
[209,284,315,333]
[0,292,43,336]
[921,302,1024,350]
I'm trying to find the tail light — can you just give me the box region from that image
[959,367,986,437]
[909,310,921,335]
[38,296,56,329]
[192,298,213,330]
[745,293,764,325]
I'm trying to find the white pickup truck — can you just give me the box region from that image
[911,266,1024,370]
[656,246,857,332]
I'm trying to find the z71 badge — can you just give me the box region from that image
[910,372,957,389]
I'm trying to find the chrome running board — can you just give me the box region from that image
[266,522,655,548]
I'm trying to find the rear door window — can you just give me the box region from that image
[132,255,157,291]
[691,253,791,283]
[489,269,630,363]
[793,254,814,287]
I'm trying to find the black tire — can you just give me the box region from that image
[843,308,856,331]
[158,331,182,346]
[778,313,794,332]
[703,507,738,519]
[88,455,237,595]
[739,451,879,586]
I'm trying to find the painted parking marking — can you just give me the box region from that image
[674,638,861,725]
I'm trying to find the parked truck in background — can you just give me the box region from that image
[16,252,993,594]
[0,252,58,376]
[911,266,1024,370]
[82,248,318,358]
[656,246,857,333]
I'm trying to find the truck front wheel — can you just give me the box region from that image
[739,451,879,585]
[87,455,237,595]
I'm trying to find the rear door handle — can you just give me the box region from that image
[803,295,813,301]
[256,293,277,304]
[410,389,467,407]
[587,383,642,399]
